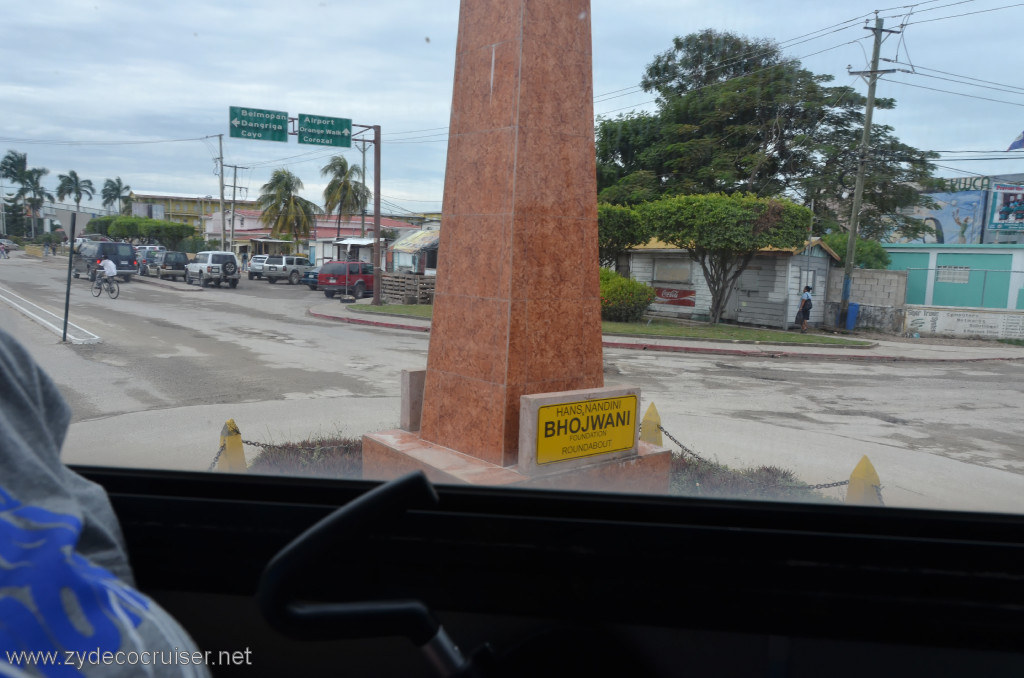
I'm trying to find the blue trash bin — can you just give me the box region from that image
[845,302,860,330]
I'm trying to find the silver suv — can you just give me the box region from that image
[263,255,314,285]
[186,251,241,288]
[247,254,269,280]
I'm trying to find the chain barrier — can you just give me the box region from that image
[240,439,358,453]
[653,423,850,493]
[207,440,226,472]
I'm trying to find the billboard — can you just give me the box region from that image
[987,183,1024,231]
[900,190,986,244]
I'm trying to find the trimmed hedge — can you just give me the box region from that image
[599,268,655,322]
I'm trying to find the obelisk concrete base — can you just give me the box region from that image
[362,429,672,494]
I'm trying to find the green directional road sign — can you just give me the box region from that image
[229,106,288,142]
[296,113,352,148]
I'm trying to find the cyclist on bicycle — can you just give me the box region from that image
[99,254,117,282]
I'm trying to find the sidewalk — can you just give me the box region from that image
[308,300,1024,363]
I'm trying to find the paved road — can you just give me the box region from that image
[2,251,1023,514]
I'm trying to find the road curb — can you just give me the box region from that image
[309,307,1024,362]
[308,308,430,332]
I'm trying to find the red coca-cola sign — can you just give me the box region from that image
[654,287,695,307]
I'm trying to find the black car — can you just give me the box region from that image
[72,241,138,282]
[149,251,189,280]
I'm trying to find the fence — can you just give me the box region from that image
[381,273,435,305]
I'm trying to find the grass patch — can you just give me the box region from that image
[998,338,1024,347]
[355,304,871,345]
[351,304,434,319]
[670,454,834,503]
[248,436,362,479]
[603,319,872,345]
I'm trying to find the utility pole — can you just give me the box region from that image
[352,124,382,305]
[223,164,248,256]
[372,125,381,305]
[841,14,899,322]
[218,134,226,251]
[354,138,370,237]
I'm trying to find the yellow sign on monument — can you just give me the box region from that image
[536,395,638,465]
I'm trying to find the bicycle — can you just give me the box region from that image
[91,275,120,299]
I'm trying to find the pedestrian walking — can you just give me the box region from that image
[241,252,248,271]
[797,285,813,333]
[1,243,8,259]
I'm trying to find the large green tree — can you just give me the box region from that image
[639,193,811,323]
[257,169,322,241]
[821,231,891,269]
[102,177,132,215]
[597,29,937,241]
[597,203,648,268]
[321,155,370,238]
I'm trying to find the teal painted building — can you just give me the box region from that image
[884,244,1024,310]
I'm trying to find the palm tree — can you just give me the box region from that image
[257,169,322,243]
[0,150,28,186]
[320,155,370,239]
[57,170,96,220]
[18,168,53,239]
[101,177,131,215]
[1,151,29,228]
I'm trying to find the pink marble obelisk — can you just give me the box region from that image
[418,0,604,468]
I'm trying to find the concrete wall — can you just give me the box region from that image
[825,268,907,332]
[905,305,1024,339]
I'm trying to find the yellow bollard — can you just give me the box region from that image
[214,419,247,473]
[639,402,663,446]
[846,455,882,506]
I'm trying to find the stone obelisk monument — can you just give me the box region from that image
[362,0,669,491]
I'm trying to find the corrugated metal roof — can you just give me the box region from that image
[391,229,440,253]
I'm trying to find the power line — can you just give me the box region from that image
[902,70,1024,96]
[874,0,954,12]
[0,136,210,146]
[904,1,1024,23]
[883,60,1024,94]
[879,76,1024,107]
[879,0,979,20]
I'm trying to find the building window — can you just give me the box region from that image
[937,265,970,284]
[653,258,690,283]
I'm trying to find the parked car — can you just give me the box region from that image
[72,241,138,281]
[301,266,321,290]
[0,238,20,251]
[317,261,374,299]
[135,244,165,259]
[247,254,269,280]
[148,251,189,280]
[263,255,314,285]
[138,250,161,275]
[185,251,240,288]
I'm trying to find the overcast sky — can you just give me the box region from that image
[2,0,1022,218]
